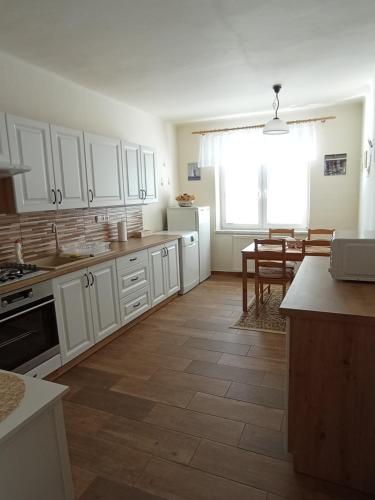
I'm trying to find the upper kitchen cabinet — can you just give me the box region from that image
[122,142,158,205]
[140,145,157,203]
[122,142,142,205]
[7,114,56,212]
[0,112,10,165]
[84,132,124,207]
[50,125,88,209]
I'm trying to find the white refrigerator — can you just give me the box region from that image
[167,206,211,282]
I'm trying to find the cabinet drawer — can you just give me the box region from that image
[117,250,148,270]
[118,263,149,298]
[119,286,151,325]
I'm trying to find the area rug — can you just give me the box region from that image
[232,289,286,334]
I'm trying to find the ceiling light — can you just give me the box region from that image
[263,84,289,135]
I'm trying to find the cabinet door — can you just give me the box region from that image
[53,270,94,364]
[0,112,10,165]
[122,142,143,205]
[50,125,88,209]
[84,132,124,207]
[89,260,120,342]
[140,145,157,203]
[149,244,167,306]
[7,114,56,212]
[164,240,180,296]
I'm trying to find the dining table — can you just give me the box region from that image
[241,241,331,311]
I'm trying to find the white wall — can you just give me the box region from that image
[0,51,178,230]
[177,102,363,271]
[358,82,375,233]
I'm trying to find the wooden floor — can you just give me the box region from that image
[56,275,373,500]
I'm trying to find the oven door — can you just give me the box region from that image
[0,296,60,373]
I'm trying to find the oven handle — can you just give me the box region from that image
[0,298,55,324]
[0,330,39,349]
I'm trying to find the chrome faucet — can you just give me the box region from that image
[52,223,60,254]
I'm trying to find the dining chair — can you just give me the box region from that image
[302,239,332,257]
[307,228,335,239]
[269,228,295,238]
[253,239,294,316]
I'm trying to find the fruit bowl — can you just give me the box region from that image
[176,193,195,207]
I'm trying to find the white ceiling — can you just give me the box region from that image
[0,0,374,122]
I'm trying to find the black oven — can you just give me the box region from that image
[0,281,60,373]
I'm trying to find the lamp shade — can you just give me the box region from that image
[263,117,289,135]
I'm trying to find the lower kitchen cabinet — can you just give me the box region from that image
[53,269,95,364]
[119,286,151,325]
[89,260,121,342]
[53,259,120,364]
[149,239,180,307]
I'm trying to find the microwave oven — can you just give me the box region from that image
[330,231,375,281]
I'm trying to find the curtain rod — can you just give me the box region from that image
[191,115,336,135]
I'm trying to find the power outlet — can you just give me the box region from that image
[95,215,110,223]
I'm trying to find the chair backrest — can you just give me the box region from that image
[269,228,295,239]
[307,228,335,239]
[302,239,332,256]
[254,239,287,277]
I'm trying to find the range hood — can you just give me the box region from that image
[0,165,31,178]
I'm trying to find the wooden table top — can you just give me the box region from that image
[280,256,375,322]
[241,242,331,259]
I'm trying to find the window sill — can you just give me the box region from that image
[215,229,308,235]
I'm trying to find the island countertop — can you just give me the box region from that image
[280,256,375,323]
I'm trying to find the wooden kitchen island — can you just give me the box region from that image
[280,257,375,495]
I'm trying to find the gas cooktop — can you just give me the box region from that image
[0,262,47,286]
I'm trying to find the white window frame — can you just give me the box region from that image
[218,163,310,231]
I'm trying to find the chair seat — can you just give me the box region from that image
[286,261,295,269]
[258,267,294,279]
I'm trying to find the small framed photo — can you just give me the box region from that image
[324,153,347,176]
[188,162,201,181]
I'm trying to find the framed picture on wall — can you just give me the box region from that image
[188,162,201,181]
[324,153,347,176]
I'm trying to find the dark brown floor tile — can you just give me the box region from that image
[226,382,286,409]
[149,368,230,396]
[219,353,286,374]
[239,423,291,461]
[248,345,286,361]
[184,318,233,332]
[57,366,122,391]
[185,360,265,385]
[81,354,159,380]
[134,342,222,362]
[144,403,244,446]
[262,372,287,390]
[68,433,151,486]
[100,414,200,464]
[136,458,267,500]
[68,387,155,420]
[71,465,96,499]
[187,392,283,430]
[111,375,195,408]
[80,476,165,500]
[184,337,250,355]
[63,401,113,435]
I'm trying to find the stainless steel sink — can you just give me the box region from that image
[30,254,91,270]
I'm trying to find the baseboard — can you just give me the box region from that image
[46,293,179,381]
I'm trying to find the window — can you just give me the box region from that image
[200,125,316,230]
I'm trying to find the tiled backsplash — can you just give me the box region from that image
[0,206,143,262]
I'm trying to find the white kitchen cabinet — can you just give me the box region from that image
[0,112,10,165]
[50,125,88,209]
[119,286,151,325]
[149,239,180,307]
[53,259,120,363]
[164,240,180,296]
[7,114,56,212]
[122,142,143,204]
[53,269,95,364]
[88,260,121,342]
[84,132,124,207]
[140,145,157,203]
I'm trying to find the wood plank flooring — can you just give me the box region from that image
[57,275,373,500]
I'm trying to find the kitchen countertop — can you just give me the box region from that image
[280,256,375,323]
[0,369,68,444]
[0,234,181,294]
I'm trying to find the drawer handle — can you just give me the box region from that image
[130,276,139,282]
[130,257,137,262]
[133,301,141,308]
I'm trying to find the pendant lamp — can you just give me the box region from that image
[263,84,289,135]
